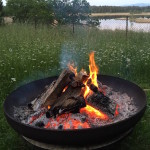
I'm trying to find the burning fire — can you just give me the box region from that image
[67,52,109,121]
[83,52,99,98]
[26,51,120,130]
[89,52,99,87]
[80,105,108,120]
[44,104,108,129]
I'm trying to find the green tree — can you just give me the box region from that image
[6,0,54,25]
[53,0,90,33]
[7,0,32,22]
[29,0,54,28]
[70,0,90,33]
[0,0,3,24]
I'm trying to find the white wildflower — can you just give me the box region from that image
[126,58,131,63]
[9,48,13,52]
[11,78,16,82]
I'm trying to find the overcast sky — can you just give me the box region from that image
[2,0,150,6]
[87,0,150,6]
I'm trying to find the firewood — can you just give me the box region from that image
[69,70,89,88]
[31,69,73,111]
[30,68,90,114]
[46,85,86,118]
[87,84,117,116]
[70,81,85,88]
[77,70,89,82]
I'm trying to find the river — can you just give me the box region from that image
[97,19,150,32]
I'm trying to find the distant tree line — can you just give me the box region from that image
[2,0,90,27]
[1,0,90,32]
[90,6,150,13]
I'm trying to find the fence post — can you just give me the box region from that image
[126,16,129,39]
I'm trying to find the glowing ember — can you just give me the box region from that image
[29,113,44,124]
[44,114,90,129]
[80,105,108,120]
[63,86,68,93]
[115,104,119,116]
[48,106,51,110]
[44,122,51,128]
[63,119,90,129]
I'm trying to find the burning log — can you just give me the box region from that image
[45,70,89,118]
[87,84,117,116]
[70,70,89,88]
[30,69,89,113]
[46,85,86,118]
[30,69,73,111]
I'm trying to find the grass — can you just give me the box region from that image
[0,24,150,149]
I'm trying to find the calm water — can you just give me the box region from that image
[97,19,150,32]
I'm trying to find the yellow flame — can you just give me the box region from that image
[83,52,99,98]
[89,52,99,87]
[80,105,108,120]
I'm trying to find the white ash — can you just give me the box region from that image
[14,106,34,122]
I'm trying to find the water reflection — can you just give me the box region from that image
[97,19,150,32]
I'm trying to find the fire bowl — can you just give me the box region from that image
[4,75,146,146]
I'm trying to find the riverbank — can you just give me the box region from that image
[91,12,150,17]
[115,17,150,23]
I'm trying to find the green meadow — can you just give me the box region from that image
[0,24,150,149]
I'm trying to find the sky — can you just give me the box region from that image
[2,0,150,6]
[87,0,150,6]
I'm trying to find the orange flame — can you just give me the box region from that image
[83,52,99,98]
[80,105,108,120]
[89,52,99,87]
[83,82,90,98]
[68,62,77,76]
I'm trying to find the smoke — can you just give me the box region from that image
[59,42,79,70]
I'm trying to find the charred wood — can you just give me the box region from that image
[46,85,86,118]
[88,84,117,116]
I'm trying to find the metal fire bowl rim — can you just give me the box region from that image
[4,74,147,132]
